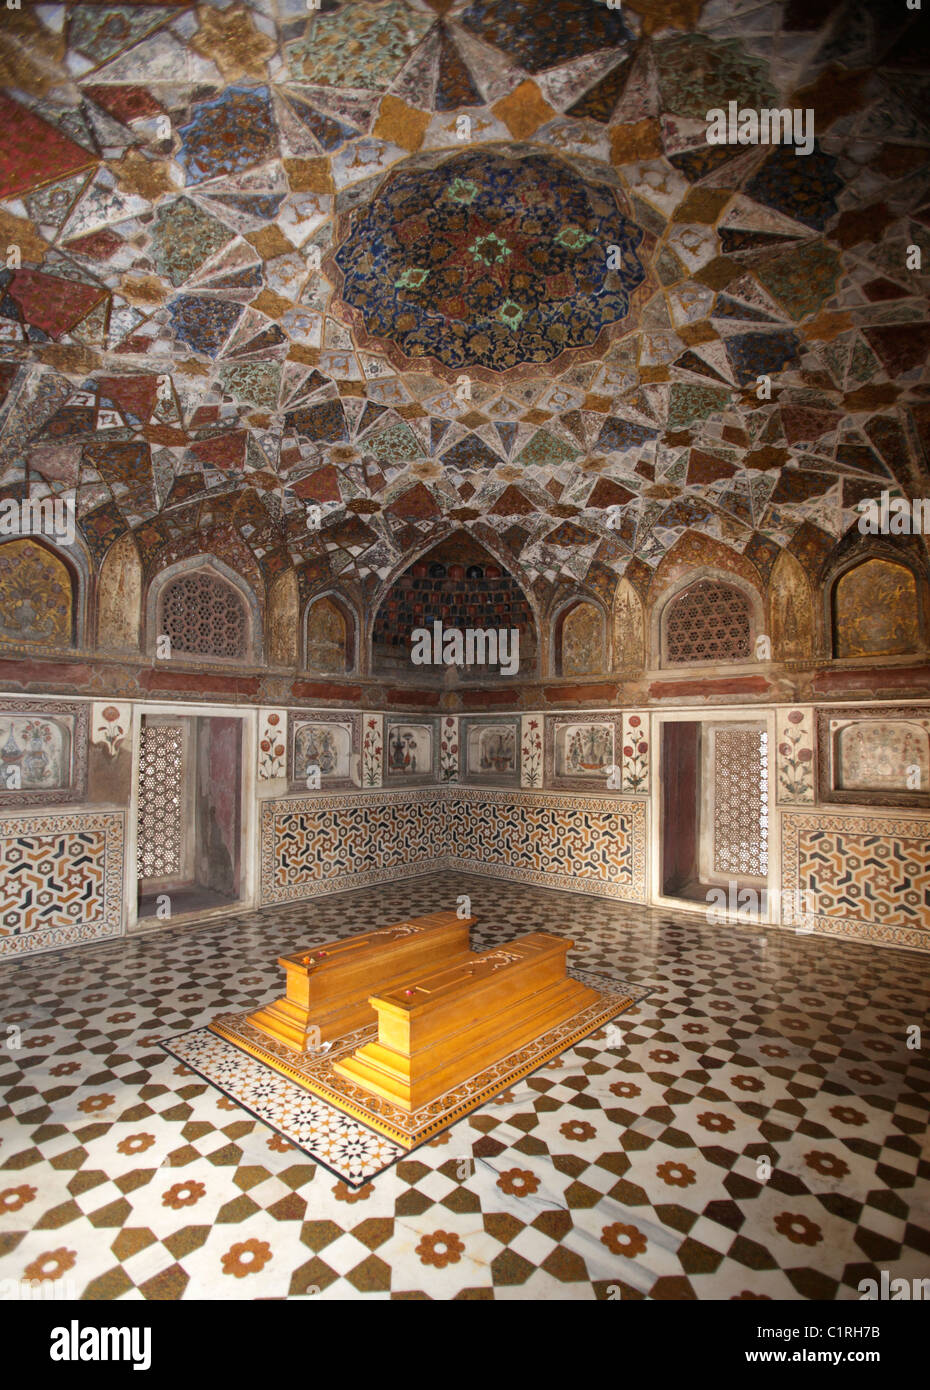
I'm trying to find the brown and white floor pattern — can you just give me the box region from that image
[1,873,928,1300]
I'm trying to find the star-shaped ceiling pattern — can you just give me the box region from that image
[0,0,927,618]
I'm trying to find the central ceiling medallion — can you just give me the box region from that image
[329,148,647,378]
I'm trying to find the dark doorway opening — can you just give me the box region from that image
[136,714,243,922]
[661,718,769,915]
[661,720,704,903]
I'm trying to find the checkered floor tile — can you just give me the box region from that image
[1,874,928,1299]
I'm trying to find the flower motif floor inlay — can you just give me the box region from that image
[0,873,928,1301]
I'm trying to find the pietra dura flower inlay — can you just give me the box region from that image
[331,149,647,374]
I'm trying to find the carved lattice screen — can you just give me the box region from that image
[666,580,751,664]
[137,723,184,882]
[713,726,768,878]
[160,572,248,660]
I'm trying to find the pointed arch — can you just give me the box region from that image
[0,536,80,648]
[304,590,358,675]
[551,595,608,676]
[613,577,644,672]
[768,549,814,662]
[145,555,262,664]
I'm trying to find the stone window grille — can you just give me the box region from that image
[158,570,248,661]
[665,580,752,664]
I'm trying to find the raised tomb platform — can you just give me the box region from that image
[209,909,634,1146]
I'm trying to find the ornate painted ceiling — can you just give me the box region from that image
[0,0,928,618]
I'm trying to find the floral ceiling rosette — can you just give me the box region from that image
[0,0,924,610]
[330,148,648,376]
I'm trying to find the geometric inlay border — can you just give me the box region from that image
[260,787,647,906]
[782,810,930,953]
[0,809,124,957]
[444,788,647,903]
[260,787,448,905]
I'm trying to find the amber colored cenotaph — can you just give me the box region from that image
[236,910,598,1111]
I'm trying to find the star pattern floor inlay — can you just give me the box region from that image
[1,873,928,1301]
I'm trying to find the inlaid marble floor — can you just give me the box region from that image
[1,874,928,1300]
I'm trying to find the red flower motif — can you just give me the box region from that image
[267,713,280,726]
[497,1168,540,1197]
[774,1212,822,1246]
[829,1105,866,1126]
[416,1231,465,1269]
[787,711,804,724]
[560,1119,596,1142]
[697,1111,734,1133]
[657,1160,696,1187]
[610,1081,640,1098]
[601,1222,647,1258]
[628,716,641,727]
[24,1248,76,1283]
[0,1184,37,1212]
[101,706,120,722]
[221,1239,272,1277]
[623,745,633,757]
[804,1150,849,1178]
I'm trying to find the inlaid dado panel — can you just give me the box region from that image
[782,811,930,952]
[0,811,125,957]
[443,789,647,903]
[261,790,447,904]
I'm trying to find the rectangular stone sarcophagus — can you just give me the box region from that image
[333,931,597,1110]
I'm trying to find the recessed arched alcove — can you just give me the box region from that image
[305,591,358,675]
[145,556,261,665]
[370,535,538,681]
[829,556,922,659]
[0,536,79,648]
[552,597,608,676]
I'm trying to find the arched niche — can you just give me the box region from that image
[370,537,539,680]
[305,591,357,675]
[552,597,607,676]
[769,549,814,662]
[613,577,645,672]
[97,532,142,653]
[657,571,762,669]
[145,556,261,664]
[0,536,79,648]
[830,556,921,659]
